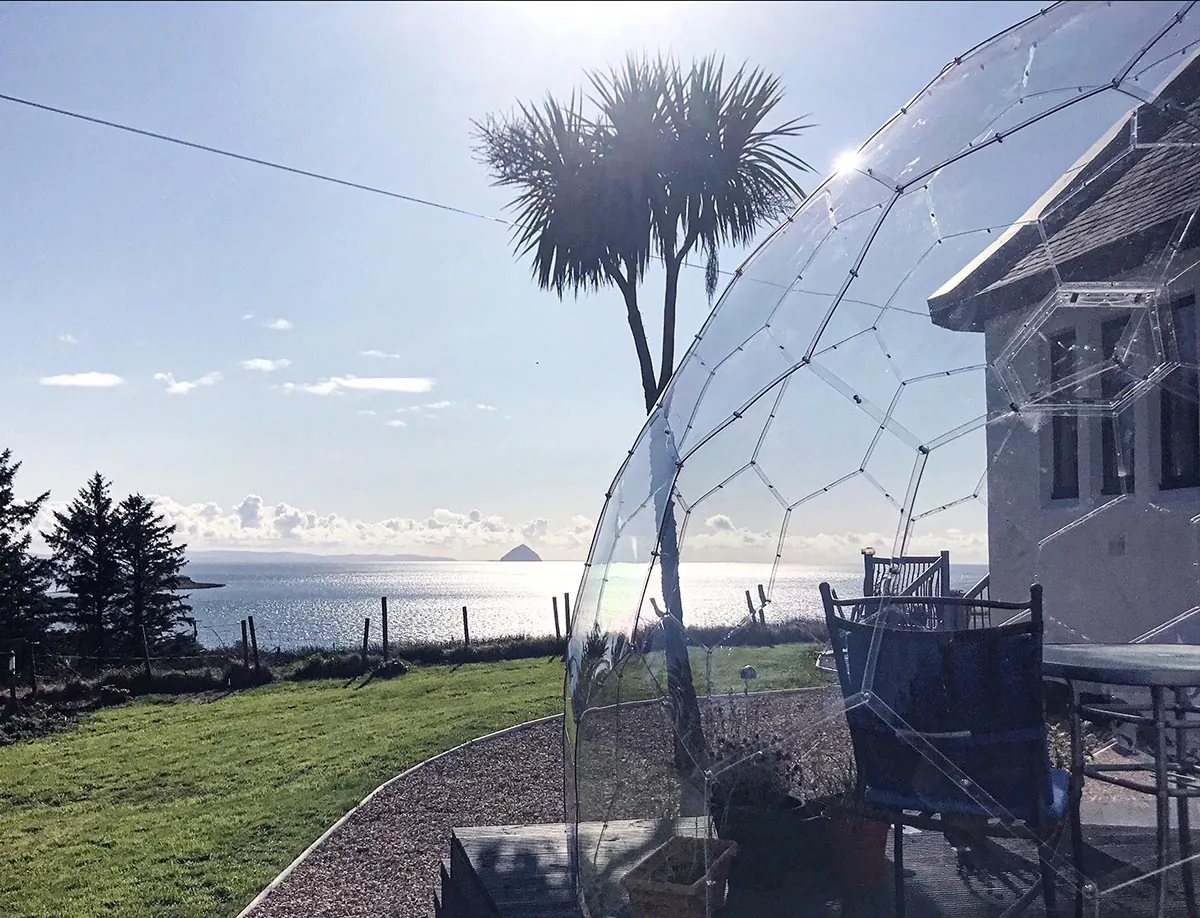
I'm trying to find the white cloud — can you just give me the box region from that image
[39,372,123,388]
[265,318,293,330]
[282,376,435,396]
[359,349,401,359]
[357,409,377,417]
[132,494,597,561]
[58,334,78,345]
[476,403,498,411]
[241,313,255,321]
[154,371,222,395]
[384,419,407,428]
[241,358,291,372]
[425,400,455,410]
[235,495,264,528]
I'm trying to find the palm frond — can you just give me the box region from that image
[472,89,652,298]
[652,54,813,261]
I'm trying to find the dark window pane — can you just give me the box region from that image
[1050,329,1079,500]
[1161,297,1199,490]
[1101,315,1135,495]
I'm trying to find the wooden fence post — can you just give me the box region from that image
[757,584,769,625]
[552,596,561,641]
[362,617,370,673]
[248,616,261,676]
[462,606,471,647]
[563,592,571,639]
[241,620,250,669]
[381,597,389,661]
[7,650,16,712]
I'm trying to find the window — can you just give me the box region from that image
[1161,296,1200,490]
[1050,329,1080,500]
[1100,316,1135,495]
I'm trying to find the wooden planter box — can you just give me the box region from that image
[827,810,890,889]
[716,799,831,887]
[620,836,738,918]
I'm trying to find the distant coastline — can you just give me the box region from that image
[174,575,224,590]
[187,549,457,564]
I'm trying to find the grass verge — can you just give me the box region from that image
[592,643,830,705]
[0,658,563,918]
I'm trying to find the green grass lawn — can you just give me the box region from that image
[689,642,829,695]
[0,659,563,918]
[599,642,830,703]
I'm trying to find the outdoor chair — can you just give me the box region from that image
[819,582,1081,918]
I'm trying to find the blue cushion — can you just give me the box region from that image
[1049,767,1070,822]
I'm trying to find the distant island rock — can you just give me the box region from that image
[499,544,541,562]
[173,575,224,590]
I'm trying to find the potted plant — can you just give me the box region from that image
[620,835,738,918]
[810,748,890,889]
[705,700,831,887]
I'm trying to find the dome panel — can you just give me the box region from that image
[566,7,1200,915]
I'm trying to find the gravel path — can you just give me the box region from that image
[244,717,565,918]
[242,690,848,918]
[241,688,1146,918]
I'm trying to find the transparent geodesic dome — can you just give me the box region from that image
[565,3,1200,916]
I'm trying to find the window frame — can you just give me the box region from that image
[1160,294,1200,492]
[1099,314,1136,496]
[1049,328,1081,501]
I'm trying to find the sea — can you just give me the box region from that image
[184,559,989,651]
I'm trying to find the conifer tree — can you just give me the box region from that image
[114,494,190,651]
[0,449,55,648]
[44,472,122,659]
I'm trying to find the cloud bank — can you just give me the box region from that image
[676,514,988,564]
[111,495,600,561]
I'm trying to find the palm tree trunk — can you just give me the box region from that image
[650,396,707,781]
[606,261,658,412]
[656,492,707,774]
[656,249,707,780]
[612,257,707,781]
[658,255,682,396]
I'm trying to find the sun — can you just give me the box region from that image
[833,149,862,175]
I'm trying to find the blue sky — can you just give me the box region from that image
[0,0,1043,560]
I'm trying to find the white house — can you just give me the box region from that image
[927,53,1200,644]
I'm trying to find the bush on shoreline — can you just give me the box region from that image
[9,632,568,722]
[8,622,830,743]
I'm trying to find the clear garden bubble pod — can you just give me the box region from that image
[567,3,1200,915]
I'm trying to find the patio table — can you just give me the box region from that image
[1043,643,1200,918]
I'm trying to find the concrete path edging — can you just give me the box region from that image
[234,712,565,918]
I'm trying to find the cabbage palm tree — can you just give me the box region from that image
[475,54,810,772]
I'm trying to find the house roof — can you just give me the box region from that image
[927,50,1200,332]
